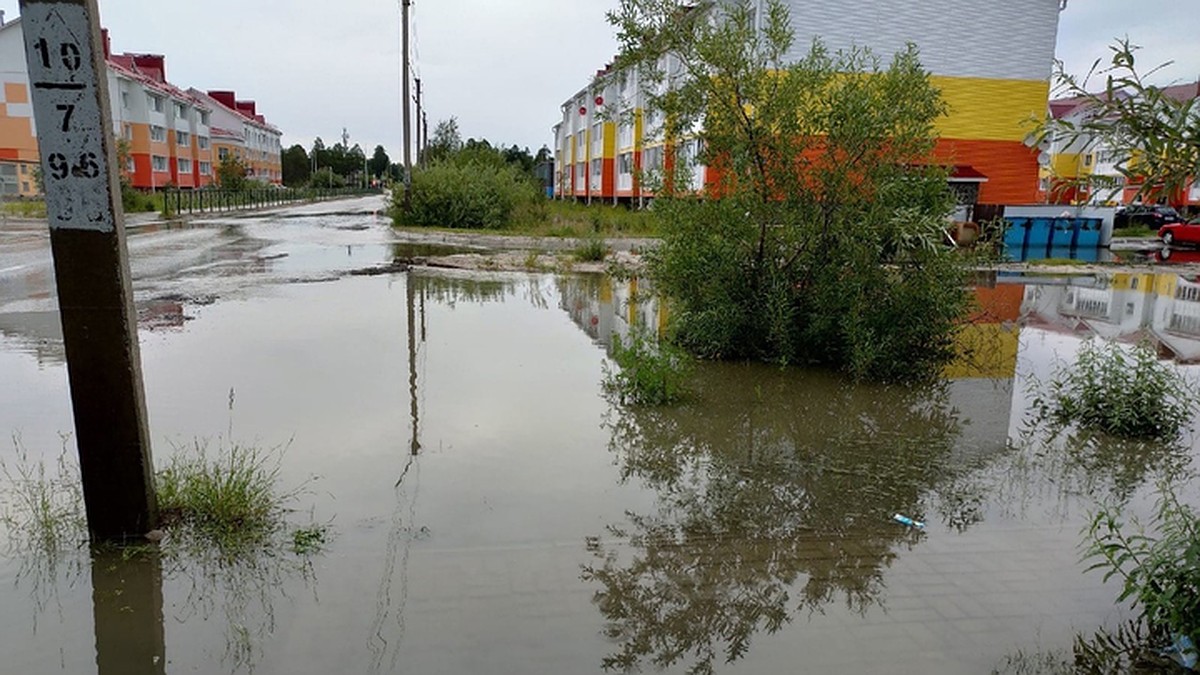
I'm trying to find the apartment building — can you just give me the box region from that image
[0,16,282,194]
[554,0,1064,209]
[190,90,283,184]
[1044,82,1200,208]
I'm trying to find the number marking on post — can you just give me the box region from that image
[23,3,114,232]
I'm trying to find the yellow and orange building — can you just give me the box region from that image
[0,16,282,196]
[554,0,1065,210]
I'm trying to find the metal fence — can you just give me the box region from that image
[164,186,382,216]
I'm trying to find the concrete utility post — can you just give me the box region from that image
[401,0,412,210]
[19,0,157,541]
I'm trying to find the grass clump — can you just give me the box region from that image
[0,438,85,562]
[290,525,328,555]
[1,199,48,219]
[573,234,609,262]
[603,327,691,406]
[156,440,299,550]
[1031,339,1196,440]
[1084,488,1200,654]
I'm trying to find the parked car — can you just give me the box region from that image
[1115,204,1181,229]
[1158,217,1200,246]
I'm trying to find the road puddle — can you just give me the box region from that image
[0,206,1198,673]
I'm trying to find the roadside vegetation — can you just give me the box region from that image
[0,435,328,560]
[1084,489,1200,661]
[610,0,970,382]
[603,327,692,406]
[1030,339,1196,440]
[390,117,660,237]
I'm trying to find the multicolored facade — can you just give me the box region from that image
[554,0,1065,208]
[1043,83,1200,208]
[0,16,282,195]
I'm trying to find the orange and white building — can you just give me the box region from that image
[0,15,282,195]
[554,0,1065,210]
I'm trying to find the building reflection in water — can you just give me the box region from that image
[559,271,1197,674]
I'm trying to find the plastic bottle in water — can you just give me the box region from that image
[893,514,925,529]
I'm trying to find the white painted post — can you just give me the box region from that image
[20,0,157,541]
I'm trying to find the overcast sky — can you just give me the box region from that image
[3,0,1198,162]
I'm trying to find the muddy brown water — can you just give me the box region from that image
[1,201,1198,674]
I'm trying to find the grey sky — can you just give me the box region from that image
[1,1,1197,162]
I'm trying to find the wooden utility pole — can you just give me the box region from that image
[401,0,412,210]
[414,77,423,167]
[19,0,157,541]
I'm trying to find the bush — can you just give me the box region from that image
[1032,339,1196,440]
[603,328,691,406]
[121,184,157,213]
[1085,488,1200,649]
[309,167,347,189]
[394,159,541,230]
[613,1,971,382]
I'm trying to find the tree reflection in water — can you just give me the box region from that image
[583,364,964,674]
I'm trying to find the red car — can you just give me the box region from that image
[1159,217,1200,246]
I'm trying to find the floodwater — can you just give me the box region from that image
[1,199,1198,674]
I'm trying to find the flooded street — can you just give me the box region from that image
[1,197,1198,673]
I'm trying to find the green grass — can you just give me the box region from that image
[573,234,609,262]
[1,200,48,219]
[0,439,86,561]
[1112,225,1157,238]
[392,198,661,239]
[156,439,299,550]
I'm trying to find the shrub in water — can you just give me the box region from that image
[604,328,691,406]
[1084,488,1200,650]
[1032,339,1196,440]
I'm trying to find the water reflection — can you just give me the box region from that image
[1023,271,1200,362]
[584,368,964,673]
[91,547,165,675]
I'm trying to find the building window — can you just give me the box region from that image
[619,153,633,175]
[177,131,190,146]
[21,181,30,192]
[198,136,210,150]
[1084,154,1094,167]
[150,125,166,142]
[121,92,129,109]
[199,111,210,126]
[178,159,192,174]
[175,102,187,118]
[151,155,168,172]
[591,158,602,177]
[123,124,133,140]
[19,163,27,175]
[199,161,211,176]
[126,157,135,173]
[218,147,229,160]
[147,94,163,113]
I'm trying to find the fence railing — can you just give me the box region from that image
[164,187,381,217]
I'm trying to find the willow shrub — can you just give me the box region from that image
[613,0,970,381]
[1032,339,1195,440]
[394,158,541,230]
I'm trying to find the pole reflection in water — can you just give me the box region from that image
[91,547,165,675]
[406,270,422,457]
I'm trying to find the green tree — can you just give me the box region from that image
[423,117,462,164]
[1039,39,1200,209]
[216,154,248,192]
[368,145,390,179]
[281,144,311,187]
[609,0,968,382]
